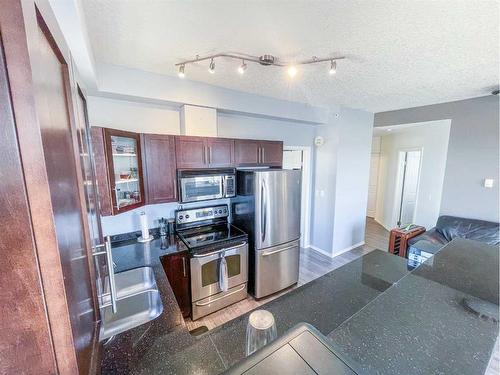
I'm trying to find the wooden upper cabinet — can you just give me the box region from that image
[142,134,177,204]
[103,128,146,214]
[235,139,260,166]
[206,137,234,167]
[176,136,234,168]
[261,140,283,167]
[90,127,113,216]
[175,136,207,168]
[235,139,283,167]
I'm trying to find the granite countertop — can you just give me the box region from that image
[101,233,411,374]
[101,236,499,374]
[328,238,499,375]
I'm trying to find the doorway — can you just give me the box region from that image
[395,149,422,226]
[283,146,312,248]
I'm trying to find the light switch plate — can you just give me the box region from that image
[484,178,494,188]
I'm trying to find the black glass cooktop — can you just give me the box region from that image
[177,224,247,249]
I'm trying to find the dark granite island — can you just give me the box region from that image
[102,236,498,374]
[329,238,499,375]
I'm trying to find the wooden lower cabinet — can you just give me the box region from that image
[142,134,177,204]
[161,251,191,318]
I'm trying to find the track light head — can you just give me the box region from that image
[329,60,337,75]
[287,65,297,78]
[238,60,247,74]
[208,58,215,74]
[178,64,185,78]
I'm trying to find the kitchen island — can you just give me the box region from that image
[102,236,498,374]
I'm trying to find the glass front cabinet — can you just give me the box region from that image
[103,128,146,214]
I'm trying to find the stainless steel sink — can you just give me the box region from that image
[99,267,164,341]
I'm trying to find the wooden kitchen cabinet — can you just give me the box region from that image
[175,136,206,168]
[142,134,177,204]
[103,128,146,214]
[176,136,234,168]
[161,251,191,318]
[261,140,283,167]
[206,137,234,167]
[91,127,113,216]
[234,139,283,167]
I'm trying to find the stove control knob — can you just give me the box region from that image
[179,215,183,220]
[223,209,227,213]
[185,214,190,219]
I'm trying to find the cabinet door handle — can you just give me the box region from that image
[182,257,187,277]
[209,146,213,164]
[202,146,206,164]
[261,147,265,163]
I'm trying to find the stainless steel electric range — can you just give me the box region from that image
[175,204,248,320]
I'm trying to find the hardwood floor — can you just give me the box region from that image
[365,217,390,251]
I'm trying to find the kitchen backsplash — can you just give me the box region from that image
[100,198,231,236]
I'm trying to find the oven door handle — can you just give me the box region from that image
[191,241,247,258]
[194,284,247,306]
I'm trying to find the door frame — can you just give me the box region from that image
[283,146,312,248]
[392,147,423,227]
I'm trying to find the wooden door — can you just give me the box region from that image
[235,139,260,166]
[90,127,113,216]
[0,26,57,375]
[207,137,234,167]
[161,252,191,318]
[260,140,283,167]
[143,134,177,204]
[104,128,146,214]
[31,8,98,375]
[175,135,207,168]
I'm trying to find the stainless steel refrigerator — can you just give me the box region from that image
[232,169,301,298]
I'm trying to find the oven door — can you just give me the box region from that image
[190,242,248,302]
[180,175,223,203]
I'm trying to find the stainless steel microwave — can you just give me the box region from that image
[177,168,236,203]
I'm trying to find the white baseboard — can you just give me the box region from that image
[374,218,392,232]
[332,241,366,257]
[308,245,334,258]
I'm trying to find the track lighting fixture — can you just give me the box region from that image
[329,60,336,75]
[238,60,247,74]
[208,58,215,74]
[175,53,344,79]
[178,64,185,78]
[287,65,297,78]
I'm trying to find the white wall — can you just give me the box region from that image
[330,108,374,255]
[87,96,179,134]
[375,120,451,230]
[217,112,315,147]
[375,96,499,223]
[310,108,374,256]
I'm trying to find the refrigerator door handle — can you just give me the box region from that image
[261,178,266,243]
[262,244,296,257]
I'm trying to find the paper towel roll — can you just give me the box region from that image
[140,212,149,239]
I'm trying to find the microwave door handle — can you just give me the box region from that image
[222,176,226,197]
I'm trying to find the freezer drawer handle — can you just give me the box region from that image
[262,244,297,257]
[194,284,246,306]
[192,242,247,258]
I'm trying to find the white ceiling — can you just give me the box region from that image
[81,0,499,113]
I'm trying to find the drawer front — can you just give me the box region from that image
[254,240,300,298]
